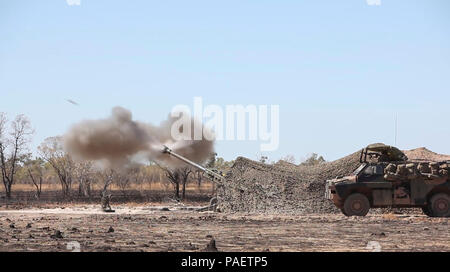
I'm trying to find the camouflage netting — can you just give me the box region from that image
[217,151,363,214]
[217,147,450,214]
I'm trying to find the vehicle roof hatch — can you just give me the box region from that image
[362,143,408,162]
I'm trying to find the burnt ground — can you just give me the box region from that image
[0,147,449,252]
[1,189,212,205]
[0,205,448,252]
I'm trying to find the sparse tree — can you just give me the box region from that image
[38,137,75,198]
[258,155,269,164]
[0,113,34,199]
[158,165,193,200]
[131,166,147,193]
[206,153,217,169]
[24,157,45,199]
[98,169,115,196]
[115,169,133,198]
[214,157,234,173]
[212,157,233,192]
[195,169,203,191]
[300,153,326,166]
[196,153,233,195]
[164,168,181,199]
[74,161,93,198]
[179,167,192,200]
[141,165,161,190]
[279,155,296,164]
[205,153,217,194]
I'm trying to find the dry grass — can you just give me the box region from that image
[381,213,398,220]
[12,181,214,193]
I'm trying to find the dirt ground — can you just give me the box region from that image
[0,205,448,252]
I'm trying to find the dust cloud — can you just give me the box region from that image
[63,107,215,169]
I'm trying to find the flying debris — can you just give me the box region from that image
[66,99,79,106]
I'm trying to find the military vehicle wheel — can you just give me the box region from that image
[429,193,450,217]
[343,193,370,217]
[421,206,433,217]
[340,208,349,216]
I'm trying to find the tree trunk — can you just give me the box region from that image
[61,179,71,199]
[36,184,41,199]
[197,171,202,187]
[5,184,11,199]
[28,169,42,200]
[85,181,91,198]
[174,182,180,199]
[182,181,186,200]
[33,181,41,199]
[78,181,83,197]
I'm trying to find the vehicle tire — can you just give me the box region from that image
[429,193,450,218]
[343,193,370,217]
[340,208,350,217]
[421,206,433,217]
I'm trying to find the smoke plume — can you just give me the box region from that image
[63,107,215,169]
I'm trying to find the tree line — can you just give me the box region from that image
[0,112,324,202]
[0,113,233,201]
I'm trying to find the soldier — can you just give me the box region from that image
[384,163,398,181]
[396,164,408,178]
[430,162,440,176]
[101,191,114,213]
[418,162,431,175]
[405,163,419,180]
[439,163,449,177]
[394,164,410,199]
[419,162,441,179]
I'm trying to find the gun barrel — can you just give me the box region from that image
[163,146,208,172]
[162,146,224,183]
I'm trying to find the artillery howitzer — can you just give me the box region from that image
[162,146,225,184]
[162,146,226,210]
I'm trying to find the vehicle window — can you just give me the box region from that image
[363,166,374,175]
[363,165,384,176]
[374,165,384,175]
[353,164,367,175]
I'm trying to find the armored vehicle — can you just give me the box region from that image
[326,144,450,217]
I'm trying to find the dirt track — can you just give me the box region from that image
[0,205,448,252]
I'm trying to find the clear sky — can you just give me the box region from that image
[1,0,450,163]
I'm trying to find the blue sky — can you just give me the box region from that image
[1,0,450,162]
